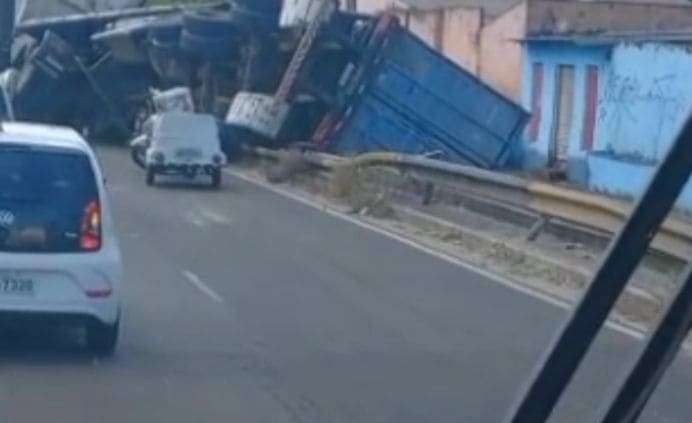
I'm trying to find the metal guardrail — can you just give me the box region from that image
[247,146,692,262]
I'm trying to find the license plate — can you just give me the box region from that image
[0,274,35,297]
[175,148,202,160]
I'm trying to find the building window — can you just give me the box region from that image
[528,62,544,142]
[582,65,599,151]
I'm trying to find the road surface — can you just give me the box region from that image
[1,144,691,423]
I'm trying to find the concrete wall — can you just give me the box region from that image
[357,0,525,97]
[588,153,692,213]
[520,42,609,181]
[357,0,487,76]
[395,6,483,72]
[441,7,482,73]
[400,8,438,47]
[480,2,526,99]
[597,43,692,162]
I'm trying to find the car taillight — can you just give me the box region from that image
[80,200,101,251]
[85,287,112,298]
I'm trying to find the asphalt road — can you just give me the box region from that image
[1,144,692,423]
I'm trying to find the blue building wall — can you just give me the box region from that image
[596,43,692,162]
[588,153,692,213]
[520,42,609,183]
[521,41,692,212]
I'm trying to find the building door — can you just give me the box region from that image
[550,65,575,166]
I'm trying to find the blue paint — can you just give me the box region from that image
[520,40,692,213]
[520,42,609,169]
[597,43,692,162]
[588,152,692,213]
[327,19,529,169]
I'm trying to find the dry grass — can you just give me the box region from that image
[327,164,395,218]
[263,151,311,183]
[328,164,358,198]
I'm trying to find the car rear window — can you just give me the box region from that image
[155,113,218,143]
[0,145,99,253]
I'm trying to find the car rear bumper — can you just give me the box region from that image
[153,163,219,175]
[0,311,103,328]
[0,298,120,326]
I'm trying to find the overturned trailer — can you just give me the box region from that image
[311,14,529,169]
[248,7,530,169]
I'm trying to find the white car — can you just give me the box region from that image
[0,122,122,355]
[138,112,226,188]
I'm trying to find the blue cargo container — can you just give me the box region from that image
[316,14,529,169]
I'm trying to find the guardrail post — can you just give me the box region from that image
[503,114,692,423]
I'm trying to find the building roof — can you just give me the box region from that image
[583,0,692,4]
[396,0,520,17]
[397,0,692,18]
[520,29,692,44]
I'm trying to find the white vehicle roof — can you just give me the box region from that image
[154,113,218,142]
[0,121,90,153]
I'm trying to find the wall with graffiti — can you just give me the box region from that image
[521,40,692,211]
[596,43,692,163]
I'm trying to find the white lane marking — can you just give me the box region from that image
[181,270,224,304]
[182,208,233,228]
[199,208,233,225]
[183,211,207,228]
[225,168,647,342]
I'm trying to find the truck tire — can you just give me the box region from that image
[183,10,238,38]
[86,318,119,357]
[179,30,238,61]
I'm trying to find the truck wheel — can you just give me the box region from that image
[86,318,119,357]
[211,168,222,189]
[146,167,156,186]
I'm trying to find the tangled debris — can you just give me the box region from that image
[0,0,528,169]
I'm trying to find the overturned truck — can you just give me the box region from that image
[231,7,530,169]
